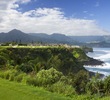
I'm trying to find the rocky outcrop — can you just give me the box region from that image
[83,58,104,66]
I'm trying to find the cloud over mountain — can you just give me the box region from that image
[0,0,109,36]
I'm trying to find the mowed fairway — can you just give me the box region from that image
[0,78,71,100]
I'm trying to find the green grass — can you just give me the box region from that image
[0,78,110,100]
[0,78,71,100]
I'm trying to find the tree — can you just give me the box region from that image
[0,55,7,68]
[86,73,104,96]
[104,76,110,95]
[72,70,89,94]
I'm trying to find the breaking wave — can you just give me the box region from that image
[84,48,110,76]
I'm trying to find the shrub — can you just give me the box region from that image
[49,81,75,96]
[14,74,25,83]
[0,69,25,83]
[0,71,4,78]
[26,77,38,86]
[9,74,15,81]
[72,70,89,94]
[8,70,20,81]
[86,79,104,96]
[86,73,105,96]
[36,68,63,87]
[59,76,72,85]
[19,63,33,73]
[0,55,7,67]
[104,76,110,95]
[3,70,11,80]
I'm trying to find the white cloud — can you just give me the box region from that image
[0,0,31,10]
[0,1,109,36]
[0,0,15,10]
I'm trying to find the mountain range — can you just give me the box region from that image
[0,29,110,47]
[0,29,78,45]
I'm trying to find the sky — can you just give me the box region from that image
[0,0,110,36]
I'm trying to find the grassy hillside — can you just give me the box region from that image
[0,46,110,100]
[0,78,71,100]
[0,78,110,100]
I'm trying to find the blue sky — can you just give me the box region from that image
[19,0,110,30]
[0,0,110,36]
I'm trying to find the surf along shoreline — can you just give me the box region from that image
[83,48,105,78]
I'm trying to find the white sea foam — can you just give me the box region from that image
[86,69,109,76]
[94,53,110,61]
[84,48,110,76]
[84,63,110,76]
[84,63,110,69]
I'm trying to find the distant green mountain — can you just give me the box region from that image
[0,29,33,43]
[0,29,110,47]
[0,29,78,44]
[30,33,78,44]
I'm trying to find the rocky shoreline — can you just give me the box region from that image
[83,57,104,66]
[84,57,105,78]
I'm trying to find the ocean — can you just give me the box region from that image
[84,48,110,76]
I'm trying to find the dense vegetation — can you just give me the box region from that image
[0,46,110,100]
[0,47,85,74]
